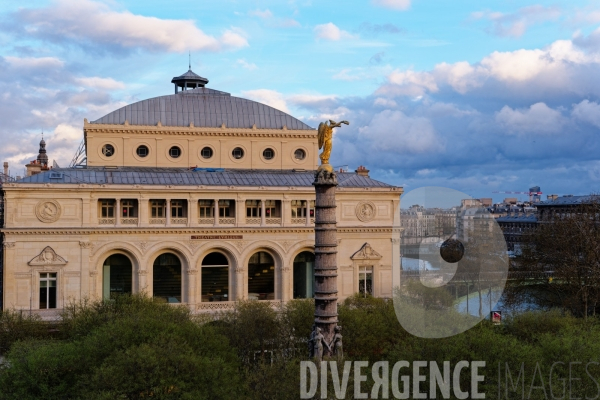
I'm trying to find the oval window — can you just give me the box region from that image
[102,144,115,157]
[201,147,213,159]
[294,149,306,160]
[232,147,244,159]
[136,145,149,158]
[169,146,181,158]
[263,148,274,160]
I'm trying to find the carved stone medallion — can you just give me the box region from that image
[356,201,376,222]
[35,200,62,223]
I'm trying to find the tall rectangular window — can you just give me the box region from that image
[121,199,137,217]
[246,200,260,217]
[171,200,185,218]
[100,200,115,218]
[199,200,214,218]
[150,200,165,218]
[39,272,57,309]
[291,200,307,218]
[219,200,232,217]
[264,200,279,218]
[358,267,373,298]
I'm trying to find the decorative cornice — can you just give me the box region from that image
[84,124,316,139]
[1,227,395,236]
[0,227,400,236]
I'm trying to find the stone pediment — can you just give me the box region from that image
[351,243,382,260]
[28,246,68,266]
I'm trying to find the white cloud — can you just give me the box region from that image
[376,70,438,97]
[236,59,258,70]
[495,102,566,135]
[573,27,600,53]
[471,5,561,38]
[371,0,411,11]
[358,110,443,154]
[14,0,248,53]
[572,100,600,128]
[374,97,397,108]
[314,23,354,41]
[4,56,64,69]
[241,89,289,113]
[73,77,126,90]
[376,39,600,99]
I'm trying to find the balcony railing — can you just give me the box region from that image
[198,218,214,224]
[291,218,305,224]
[219,217,235,225]
[171,218,188,225]
[150,218,166,225]
[196,300,284,313]
[265,217,281,225]
[121,217,138,225]
[246,217,261,225]
[99,218,115,225]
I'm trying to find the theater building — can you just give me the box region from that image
[0,69,401,314]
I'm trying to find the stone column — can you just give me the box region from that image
[261,200,266,226]
[115,198,121,226]
[186,268,198,308]
[189,198,198,227]
[139,198,149,227]
[235,267,245,300]
[214,199,219,226]
[313,167,339,348]
[166,199,171,226]
[305,198,311,226]
[79,241,93,299]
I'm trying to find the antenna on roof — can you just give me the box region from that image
[189,51,191,70]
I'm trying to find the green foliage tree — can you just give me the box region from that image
[0,295,242,400]
[507,199,600,317]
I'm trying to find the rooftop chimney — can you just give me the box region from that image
[355,165,370,177]
[3,162,7,176]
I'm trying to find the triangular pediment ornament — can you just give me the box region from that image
[28,246,68,266]
[351,243,382,260]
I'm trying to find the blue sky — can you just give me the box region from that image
[1,0,600,202]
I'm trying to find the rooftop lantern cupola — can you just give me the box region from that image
[171,60,209,94]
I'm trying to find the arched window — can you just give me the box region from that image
[102,254,132,300]
[201,252,229,302]
[293,251,315,299]
[153,253,181,303]
[248,251,275,300]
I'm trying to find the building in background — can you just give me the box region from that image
[0,69,402,315]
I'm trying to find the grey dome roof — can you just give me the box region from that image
[91,87,313,130]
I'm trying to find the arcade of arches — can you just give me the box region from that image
[100,250,317,303]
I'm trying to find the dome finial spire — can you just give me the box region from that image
[189,51,191,70]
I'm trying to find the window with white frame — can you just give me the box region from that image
[39,272,57,309]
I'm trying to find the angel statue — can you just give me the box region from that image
[318,120,349,166]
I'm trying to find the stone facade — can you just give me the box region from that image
[0,70,402,313]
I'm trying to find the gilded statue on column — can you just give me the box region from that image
[318,119,349,167]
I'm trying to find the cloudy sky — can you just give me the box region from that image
[1,0,600,201]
